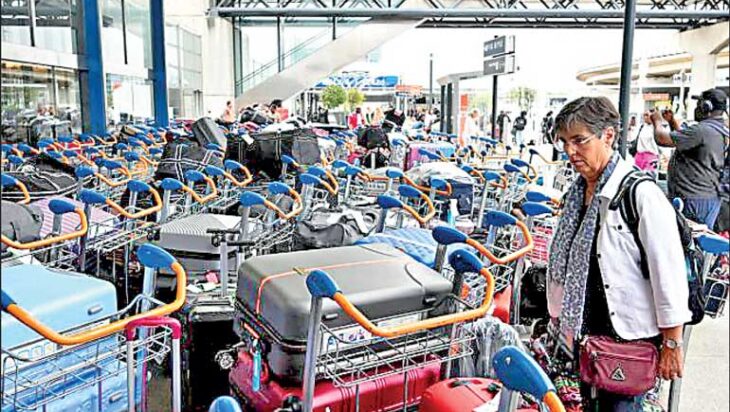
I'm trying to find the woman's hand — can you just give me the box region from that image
[659,346,684,380]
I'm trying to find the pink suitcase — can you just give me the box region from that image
[229,350,441,412]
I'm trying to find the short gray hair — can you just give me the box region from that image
[553,96,620,139]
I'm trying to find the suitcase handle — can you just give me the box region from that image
[223,160,254,187]
[305,249,494,338]
[104,181,163,219]
[1,243,187,346]
[1,199,89,250]
[1,174,31,204]
[433,222,534,265]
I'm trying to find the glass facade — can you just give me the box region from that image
[101,0,125,66]
[35,0,78,54]
[1,0,32,46]
[166,24,202,118]
[106,74,153,125]
[1,61,81,143]
[124,0,152,68]
[100,0,151,68]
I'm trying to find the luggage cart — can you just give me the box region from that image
[297,248,495,411]
[431,215,535,325]
[1,244,188,412]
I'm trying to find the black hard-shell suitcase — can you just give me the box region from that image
[234,243,453,382]
[192,117,228,149]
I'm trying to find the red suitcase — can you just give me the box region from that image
[229,350,441,412]
[420,378,537,412]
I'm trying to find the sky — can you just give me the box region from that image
[342,27,683,94]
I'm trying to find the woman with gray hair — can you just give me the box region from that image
[546,97,690,410]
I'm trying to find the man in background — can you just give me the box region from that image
[650,88,728,228]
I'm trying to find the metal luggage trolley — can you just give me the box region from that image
[203,161,255,213]
[298,248,497,411]
[430,214,535,325]
[237,182,304,256]
[1,244,187,412]
[461,165,508,227]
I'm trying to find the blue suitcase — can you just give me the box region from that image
[355,227,471,268]
[1,265,142,412]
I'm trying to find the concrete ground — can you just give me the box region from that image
[677,315,730,412]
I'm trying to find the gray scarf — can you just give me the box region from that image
[548,152,620,337]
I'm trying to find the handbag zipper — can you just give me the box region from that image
[589,350,654,363]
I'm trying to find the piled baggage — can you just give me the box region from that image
[4,116,726,412]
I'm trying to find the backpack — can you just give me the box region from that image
[514,116,527,131]
[610,170,706,325]
[702,119,730,201]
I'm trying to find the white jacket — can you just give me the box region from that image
[547,157,692,340]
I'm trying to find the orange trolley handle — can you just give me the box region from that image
[304,248,493,338]
[238,182,303,220]
[1,244,187,346]
[376,184,436,227]
[306,166,340,195]
[182,169,219,204]
[433,215,534,265]
[1,174,31,204]
[222,160,254,187]
[105,180,163,219]
[1,198,88,250]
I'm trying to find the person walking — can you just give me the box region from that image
[220,100,236,125]
[547,96,690,411]
[497,110,511,143]
[371,106,385,126]
[348,107,365,130]
[513,111,528,147]
[650,88,728,228]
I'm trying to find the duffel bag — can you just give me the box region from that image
[293,212,377,250]
[154,137,223,181]
[357,126,389,150]
[2,153,78,201]
[225,128,321,179]
[1,200,44,253]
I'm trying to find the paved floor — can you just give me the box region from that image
[678,316,729,412]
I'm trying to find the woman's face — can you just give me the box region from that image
[556,123,615,182]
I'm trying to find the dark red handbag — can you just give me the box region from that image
[579,336,658,396]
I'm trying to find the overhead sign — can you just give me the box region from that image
[483,36,515,58]
[483,55,515,76]
[643,92,670,101]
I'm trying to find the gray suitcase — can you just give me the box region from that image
[234,243,453,381]
[156,213,239,280]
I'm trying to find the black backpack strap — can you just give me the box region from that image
[610,170,655,279]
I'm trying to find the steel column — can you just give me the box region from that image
[617,0,637,157]
[79,0,107,134]
[428,53,433,111]
[151,0,170,127]
[277,17,284,72]
[491,75,498,139]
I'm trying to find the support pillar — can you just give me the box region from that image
[79,0,107,134]
[151,0,169,127]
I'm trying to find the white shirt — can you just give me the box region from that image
[635,123,659,154]
[547,157,691,340]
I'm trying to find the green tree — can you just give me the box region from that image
[507,87,537,113]
[469,91,492,114]
[346,88,365,112]
[321,85,347,109]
